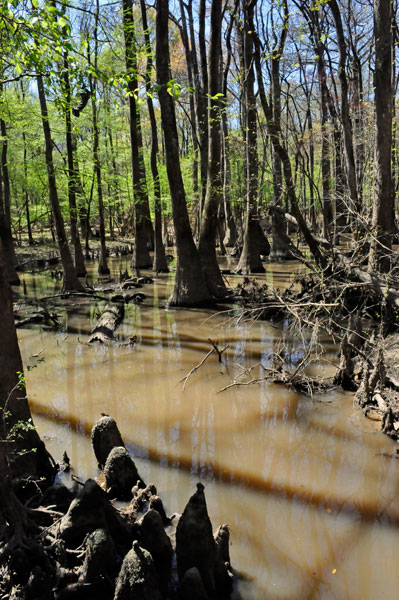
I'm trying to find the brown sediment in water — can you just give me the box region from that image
[30,397,399,528]
[18,259,399,600]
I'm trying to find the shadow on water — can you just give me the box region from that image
[17,256,399,600]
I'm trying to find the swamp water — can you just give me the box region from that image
[15,258,399,599]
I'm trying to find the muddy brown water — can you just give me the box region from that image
[15,257,399,599]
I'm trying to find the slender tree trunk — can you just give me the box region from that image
[392,21,397,208]
[62,11,86,277]
[221,106,237,247]
[179,0,200,238]
[269,5,291,259]
[311,44,334,238]
[22,127,33,246]
[198,0,227,296]
[156,0,211,306]
[90,6,110,275]
[251,14,326,268]
[139,0,168,273]
[222,4,238,248]
[300,2,344,237]
[187,0,207,234]
[0,101,19,285]
[369,0,394,272]
[36,75,83,291]
[72,134,91,259]
[237,0,265,274]
[198,0,209,212]
[328,0,360,218]
[122,0,152,271]
[351,52,365,208]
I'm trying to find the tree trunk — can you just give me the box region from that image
[122,0,152,271]
[198,0,209,213]
[179,0,201,239]
[156,0,211,306]
[237,0,265,274]
[222,4,238,248]
[328,0,360,218]
[0,111,19,285]
[88,303,124,343]
[90,4,110,276]
[198,0,227,296]
[73,134,91,259]
[251,15,326,269]
[0,244,54,485]
[269,2,291,260]
[139,0,169,274]
[36,75,84,292]
[22,123,34,246]
[369,0,394,272]
[62,8,87,277]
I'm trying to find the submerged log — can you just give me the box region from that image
[88,303,124,343]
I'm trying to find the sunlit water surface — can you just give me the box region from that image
[15,256,399,600]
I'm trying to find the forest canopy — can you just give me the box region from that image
[0,0,394,291]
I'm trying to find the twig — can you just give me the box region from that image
[71,475,85,486]
[180,340,229,390]
[208,338,228,362]
[217,377,266,394]
[37,291,109,303]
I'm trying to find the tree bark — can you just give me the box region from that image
[139,0,169,274]
[269,1,292,260]
[198,0,227,296]
[88,303,124,343]
[237,0,265,274]
[91,2,110,276]
[21,86,34,247]
[0,244,54,485]
[369,0,394,272]
[36,75,84,292]
[179,0,201,238]
[222,3,238,248]
[251,12,326,269]
[156,0,211,306]
[198,0,209,212]
[61,3,87,277]
[328,0,360,218]
[0,102,19,285]
[122,0,152,271]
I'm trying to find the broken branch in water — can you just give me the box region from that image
[180,339,229,391]
[217,362,335,397]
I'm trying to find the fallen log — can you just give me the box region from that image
[334,249,399,311]
[88,303,124,344]
[15,308,60,329]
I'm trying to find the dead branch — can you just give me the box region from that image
[180,340,229,391]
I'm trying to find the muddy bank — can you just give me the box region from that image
[14,237,134,273]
